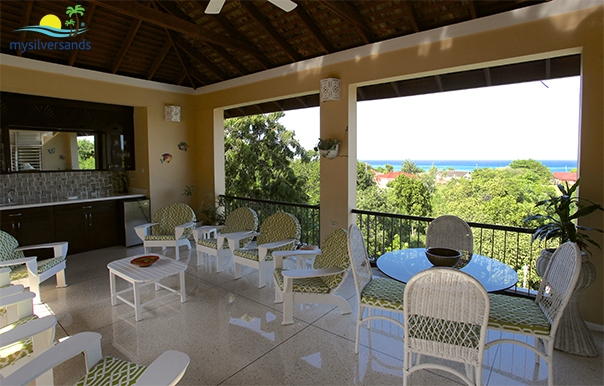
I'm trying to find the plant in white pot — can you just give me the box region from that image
[314,138,340,159]
[523,177,603,356]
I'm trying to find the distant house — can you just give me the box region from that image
[434,170,471,185]
[553,172,578,184]
[374,171,417,188]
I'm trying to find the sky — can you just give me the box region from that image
[278,76,580,161]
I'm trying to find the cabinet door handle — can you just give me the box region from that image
[17,222,21,230]
[8,213,22,217]
[83,206,93,209]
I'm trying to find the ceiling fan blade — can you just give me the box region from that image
[205,0,226,14]
[268,0,297,12]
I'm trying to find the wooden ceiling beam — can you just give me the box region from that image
[111,19,142,74]
[318,0,373,44]
[146,38,171,80]
[240,1,301,63]
[88,0,258,56]
[155,1,249,76]
[293,7,333,54]
[16,1,33,57]
[403,1,421,32]
[469,1,478,19]
[68,4,97,66]
[166,31,197,89]
[173,34,226,80]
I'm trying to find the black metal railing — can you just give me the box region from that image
[220,195,320,246]
[352,209,544,295]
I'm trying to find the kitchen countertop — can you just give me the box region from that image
[0,193,147,211]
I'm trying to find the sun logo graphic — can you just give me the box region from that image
[13,5,88,38]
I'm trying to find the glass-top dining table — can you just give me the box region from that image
[377,248,518,292]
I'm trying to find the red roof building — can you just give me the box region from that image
[553,172,578,182]
[374,171,416,188]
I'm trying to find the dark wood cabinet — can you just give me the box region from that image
[54,201,119,254]
[0,206,55,246]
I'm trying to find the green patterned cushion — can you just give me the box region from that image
[360,277,405,311]
[273,268,331,294]
[197,238,223,250]
[488,293,550,336]
[312,229,349,289]
[10,255,66,281]
[234,248,268,262]
[0,231,26,270]
[0,314,38,369]
[76,357,147,386]
[145,235,177,241]
[149,203,195,240]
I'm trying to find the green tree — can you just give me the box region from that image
[420,163,438,194]
[292,151,320,205]
[357,161,376,191]
[77,138,95,170]
[401,159,425,175]
[508,159,553,183]
[224,112,310,203]
[388,174,432,216]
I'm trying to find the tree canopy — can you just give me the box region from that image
[224,112,310,202]
[388,174,432,216]
[401,159,425,175]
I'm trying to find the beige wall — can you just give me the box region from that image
[1,5,602,324]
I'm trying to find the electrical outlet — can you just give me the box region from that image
[330,221,337,227]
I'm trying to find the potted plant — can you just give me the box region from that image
[523,177,602,356]
[314,138,340,159]
[524,177,603,273]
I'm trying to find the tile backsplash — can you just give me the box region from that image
[0,171,114,205]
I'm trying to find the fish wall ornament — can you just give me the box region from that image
[48,148,55,154]
[177,142,189,151]
[160,153,172,163]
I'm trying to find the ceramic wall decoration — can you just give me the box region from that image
[177,142,189,151]
[160,153,172,163]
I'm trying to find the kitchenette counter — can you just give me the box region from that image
[0,193,147,211]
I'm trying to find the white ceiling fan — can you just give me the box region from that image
[205,0,297,14]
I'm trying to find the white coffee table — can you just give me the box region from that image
[108,254,187,321]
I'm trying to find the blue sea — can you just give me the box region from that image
[360,160,577,173]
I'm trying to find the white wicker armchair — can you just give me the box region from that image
[403,267,490,386]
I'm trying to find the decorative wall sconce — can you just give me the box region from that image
[320,78,341,102]
[165,105,181,122]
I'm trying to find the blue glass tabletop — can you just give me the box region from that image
[377,248,518,292]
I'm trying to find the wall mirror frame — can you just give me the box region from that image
[0,92,135,173]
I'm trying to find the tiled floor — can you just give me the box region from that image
[34,244,603,385]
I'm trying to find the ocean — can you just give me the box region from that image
[359,160,577,173]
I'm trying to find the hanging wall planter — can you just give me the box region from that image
[315,138,340,159]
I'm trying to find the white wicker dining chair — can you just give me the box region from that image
[425,215,473,256]
[485,242,582,386]
[403,267,490,386]
[347,224,406,354]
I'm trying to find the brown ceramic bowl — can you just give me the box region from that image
[130,255,159,267]
[425,247,462,267]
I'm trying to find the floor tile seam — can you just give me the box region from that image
[214,322,315,386]
[184,271,223,292]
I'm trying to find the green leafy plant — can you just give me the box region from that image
[182,185,195,197]
[314,138,340,151]
[524,178,603,254]
[197,194,226,225]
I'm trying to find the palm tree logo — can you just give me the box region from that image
[65,5,85,37]
[64,19,75,36]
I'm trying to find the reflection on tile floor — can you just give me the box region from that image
[35,245,603,385]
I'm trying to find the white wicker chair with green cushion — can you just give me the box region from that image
[426,215,473,257]
[193,207,258,272]
[485,242,581,386]
[0,230,67,304]
[2,331,190,386]
[227,212,301,288]
[347,224,406,354]
[0,289,58,385]
[134,203,196,261]
[403,268,490,386]
[273,228,352,325]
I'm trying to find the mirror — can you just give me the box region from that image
[9,128,102,172]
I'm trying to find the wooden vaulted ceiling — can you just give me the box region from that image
[0,0,550,91]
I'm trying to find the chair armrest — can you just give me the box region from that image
[134,223,158,241]
[0,288,34,307]
[225,232,261,251]
[1,332,103,386]
[15,241,68,258]
[0,256,36,267]
[0,284,25,298]
[258,239,297,261]
[134,350,191,386]
[282,267,345,279]
[0,314,57,348]
[175,222,195,239]
[272,250,322,270]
